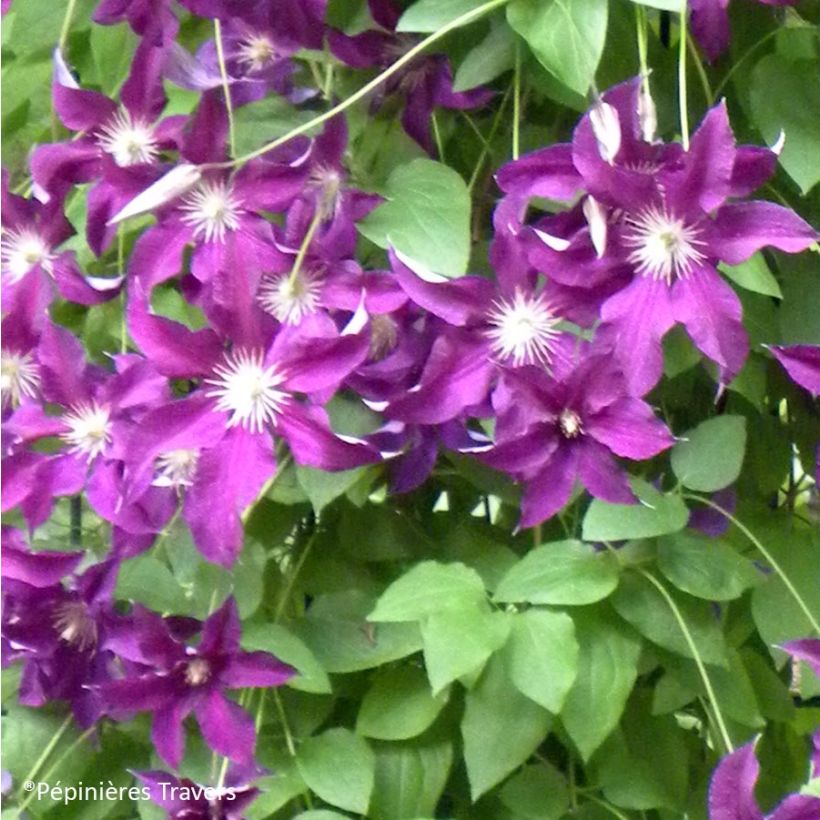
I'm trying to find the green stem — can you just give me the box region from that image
[58,0,79,52]
[512,41,521,161]
[635,4,649,81]
[583,792,631,820]
[214,20,236,157]
[678,2,690,150]
[682,495,820,635]
[16,714,73,803]
[639,569,735,754]
[432,112,446,161]
[213,0,510,169]
[467,84,513,193]
[273,689,314,810]
[288,210,324,286]
[241,453,292,525]
[712,28,780,100]
[275,531,318,623]
[687,35,713,105]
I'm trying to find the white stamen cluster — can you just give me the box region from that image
[97,109,160,167]
[624,205,707,284]
[237,33,277,71]
[180,180,243,243]
[369,314,399,360]
[1,228,55,284]
[559,409,584,439]
[257,272,322,325]
[60,402,112,461]
[206,348,288,433]
[53,601,98,651]
[184,657,211,686]
[486,290,561,367]
[153,448,200,489]
[1,349,40,408]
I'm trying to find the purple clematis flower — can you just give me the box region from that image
[329,0,492,154]
[93,0,179,43]
[708,739,820,819]
[2,546,121,728]
[689,0,795,63]
[133,765,263,819]
[97,597,294,768]
[122,287,378,564]
[1,175,122,309]
[768,345,820,396]
[481,352,674,528]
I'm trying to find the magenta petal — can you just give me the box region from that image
[221,652,295,688]
[689,0,731,62]
[1,545,83,586]
[519,446,576,528]
[707,742,764,820]
[600,277,675,397]
[730,146,777,198]
[586,397,674,460]
[195,689,256,763]
[496,143,583,202]
[279,333,370,395]
[276,403,379,471]
[671,266,748,386]
[200,597,241,656]
[483,429,558,479]
[577,439,635,504]
[770,795,820,820]
[129,223,191,289]
[769,345,820,396]
[39,321,91,406]
[53,80,116,132]
[708,201,819,265]
[152,700,191,770]
[101,674,180,713]
[781,639,820,677]
[184,428,275,566]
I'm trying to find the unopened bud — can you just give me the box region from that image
[53,47,79,89]
[583,196,608,258]
[638,82,657,143]
[589,101,621,165]
[108,164,202,225]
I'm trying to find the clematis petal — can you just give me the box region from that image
[781,638,820,677]
[195,689,256,763]
[519,446,577,529]
[577,438,635,504]
[152,700,192,770]
[708,201,818,265]
[707,742,764,820]
[221,651,295,688]
[585,397,674,460]
[1,545,83,587]
[768,345,820,396]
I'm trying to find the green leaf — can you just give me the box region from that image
[421,603,510,694]
[233,96,316,157]
[397,0,485,31]
[241,623,332,694]
[671,415,747,492]
[369,561,485,622]
[90,22,136,95]
[461,654,552,799]
[295,590,423,673]
[502,609,578,713]
[494,540,620,605]
[499,762,569,819]
[357,665,449,740]
[296,728,375,815]
[750,55,820,194]
[657,532,763,601]
[719,254,782,299]
[370,736,453,820]
[507,0,608,95]
[358,159,471,278]
[582,479,689,541]
[115,555,184,614]
[611,572,728,665]
[560,608,641,760]
[296,465,369,514]
[453,20,516,91]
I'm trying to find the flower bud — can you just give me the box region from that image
[108,164,202,225]
[583,195,608,258]
[589,101,621,165]
[638,82,658,143]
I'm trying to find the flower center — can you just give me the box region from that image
[485,290,561,367]
[154,448,200,488]
[60,402,112,461]
[180,181,243,243]
[1,349,40,408]
[184,657,211,687]
[624,205,706,284]
[237,33,277,71]
[96,109,159,167]
[369,314,399,360]
[1,229,55,283]
[257,271,322,325]
[308,164,343,218]
[52,601,98,651]
[559,409,583,439]
[205,348,288,433]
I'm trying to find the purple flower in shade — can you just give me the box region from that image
[97,598,294,768]
[567,80,816,395]
[1,539,120,728]
[481,352,674,528]
[689,0,795,63]
[328,0,492,154]
[93,0,179,43]
[708,740,820,819]
[385,247,590,425]
[1,175,122,310]
[2,321,169,530]
[768,345,820,396]
[133,765,263,819]
[121,288,377,565]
